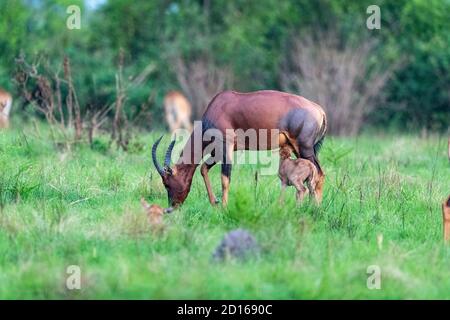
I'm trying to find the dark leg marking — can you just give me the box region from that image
[221,163,232,179]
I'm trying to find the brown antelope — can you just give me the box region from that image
[152,90,327,208]
[164,91,192,133]
[0,88,12,129]
[443,195,450,243]
[278,145,319,203]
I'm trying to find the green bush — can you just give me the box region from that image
[0,0,448,132]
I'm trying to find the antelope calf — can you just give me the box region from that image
[0,88,12,129]
[140,198,173,230]
[443,195,450,243]
[278,145,319,203]
[164,91,192,133]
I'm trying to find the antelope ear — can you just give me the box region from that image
[164,207,174,214]
[140,198,151,210]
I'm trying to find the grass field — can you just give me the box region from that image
[0,125,449,299]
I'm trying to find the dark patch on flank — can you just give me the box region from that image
[201,117,216,134]
[314,136,325,155]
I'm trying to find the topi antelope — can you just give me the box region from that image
[164,91,192,133]
[278,145,320,203]
[0,88,12,129]
[152,90,327,208]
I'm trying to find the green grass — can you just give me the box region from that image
[0,125,449,299]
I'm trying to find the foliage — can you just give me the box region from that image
[14,53,134,150]
[0,0,449,133]
[281,33,397,135]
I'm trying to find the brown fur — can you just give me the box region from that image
[153,90,327,207]
[443,195,450,244]
[278,146,319,203]
[164,91,192,133]
[141,198,166,232]
[0,88,12,129]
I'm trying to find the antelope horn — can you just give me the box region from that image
[164,136,176,167]
[152,135,165,176]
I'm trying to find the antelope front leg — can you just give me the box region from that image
[201,160,219,205]
[221,139,234,206]
[221,166,231,206]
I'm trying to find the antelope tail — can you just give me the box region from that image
[314,115,327,156]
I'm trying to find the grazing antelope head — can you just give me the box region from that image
[164,91,192,133]
[0,88,12,129]
[151,135,197,207]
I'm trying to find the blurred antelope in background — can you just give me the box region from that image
[0,88,12,129]
[164,91,192,133]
